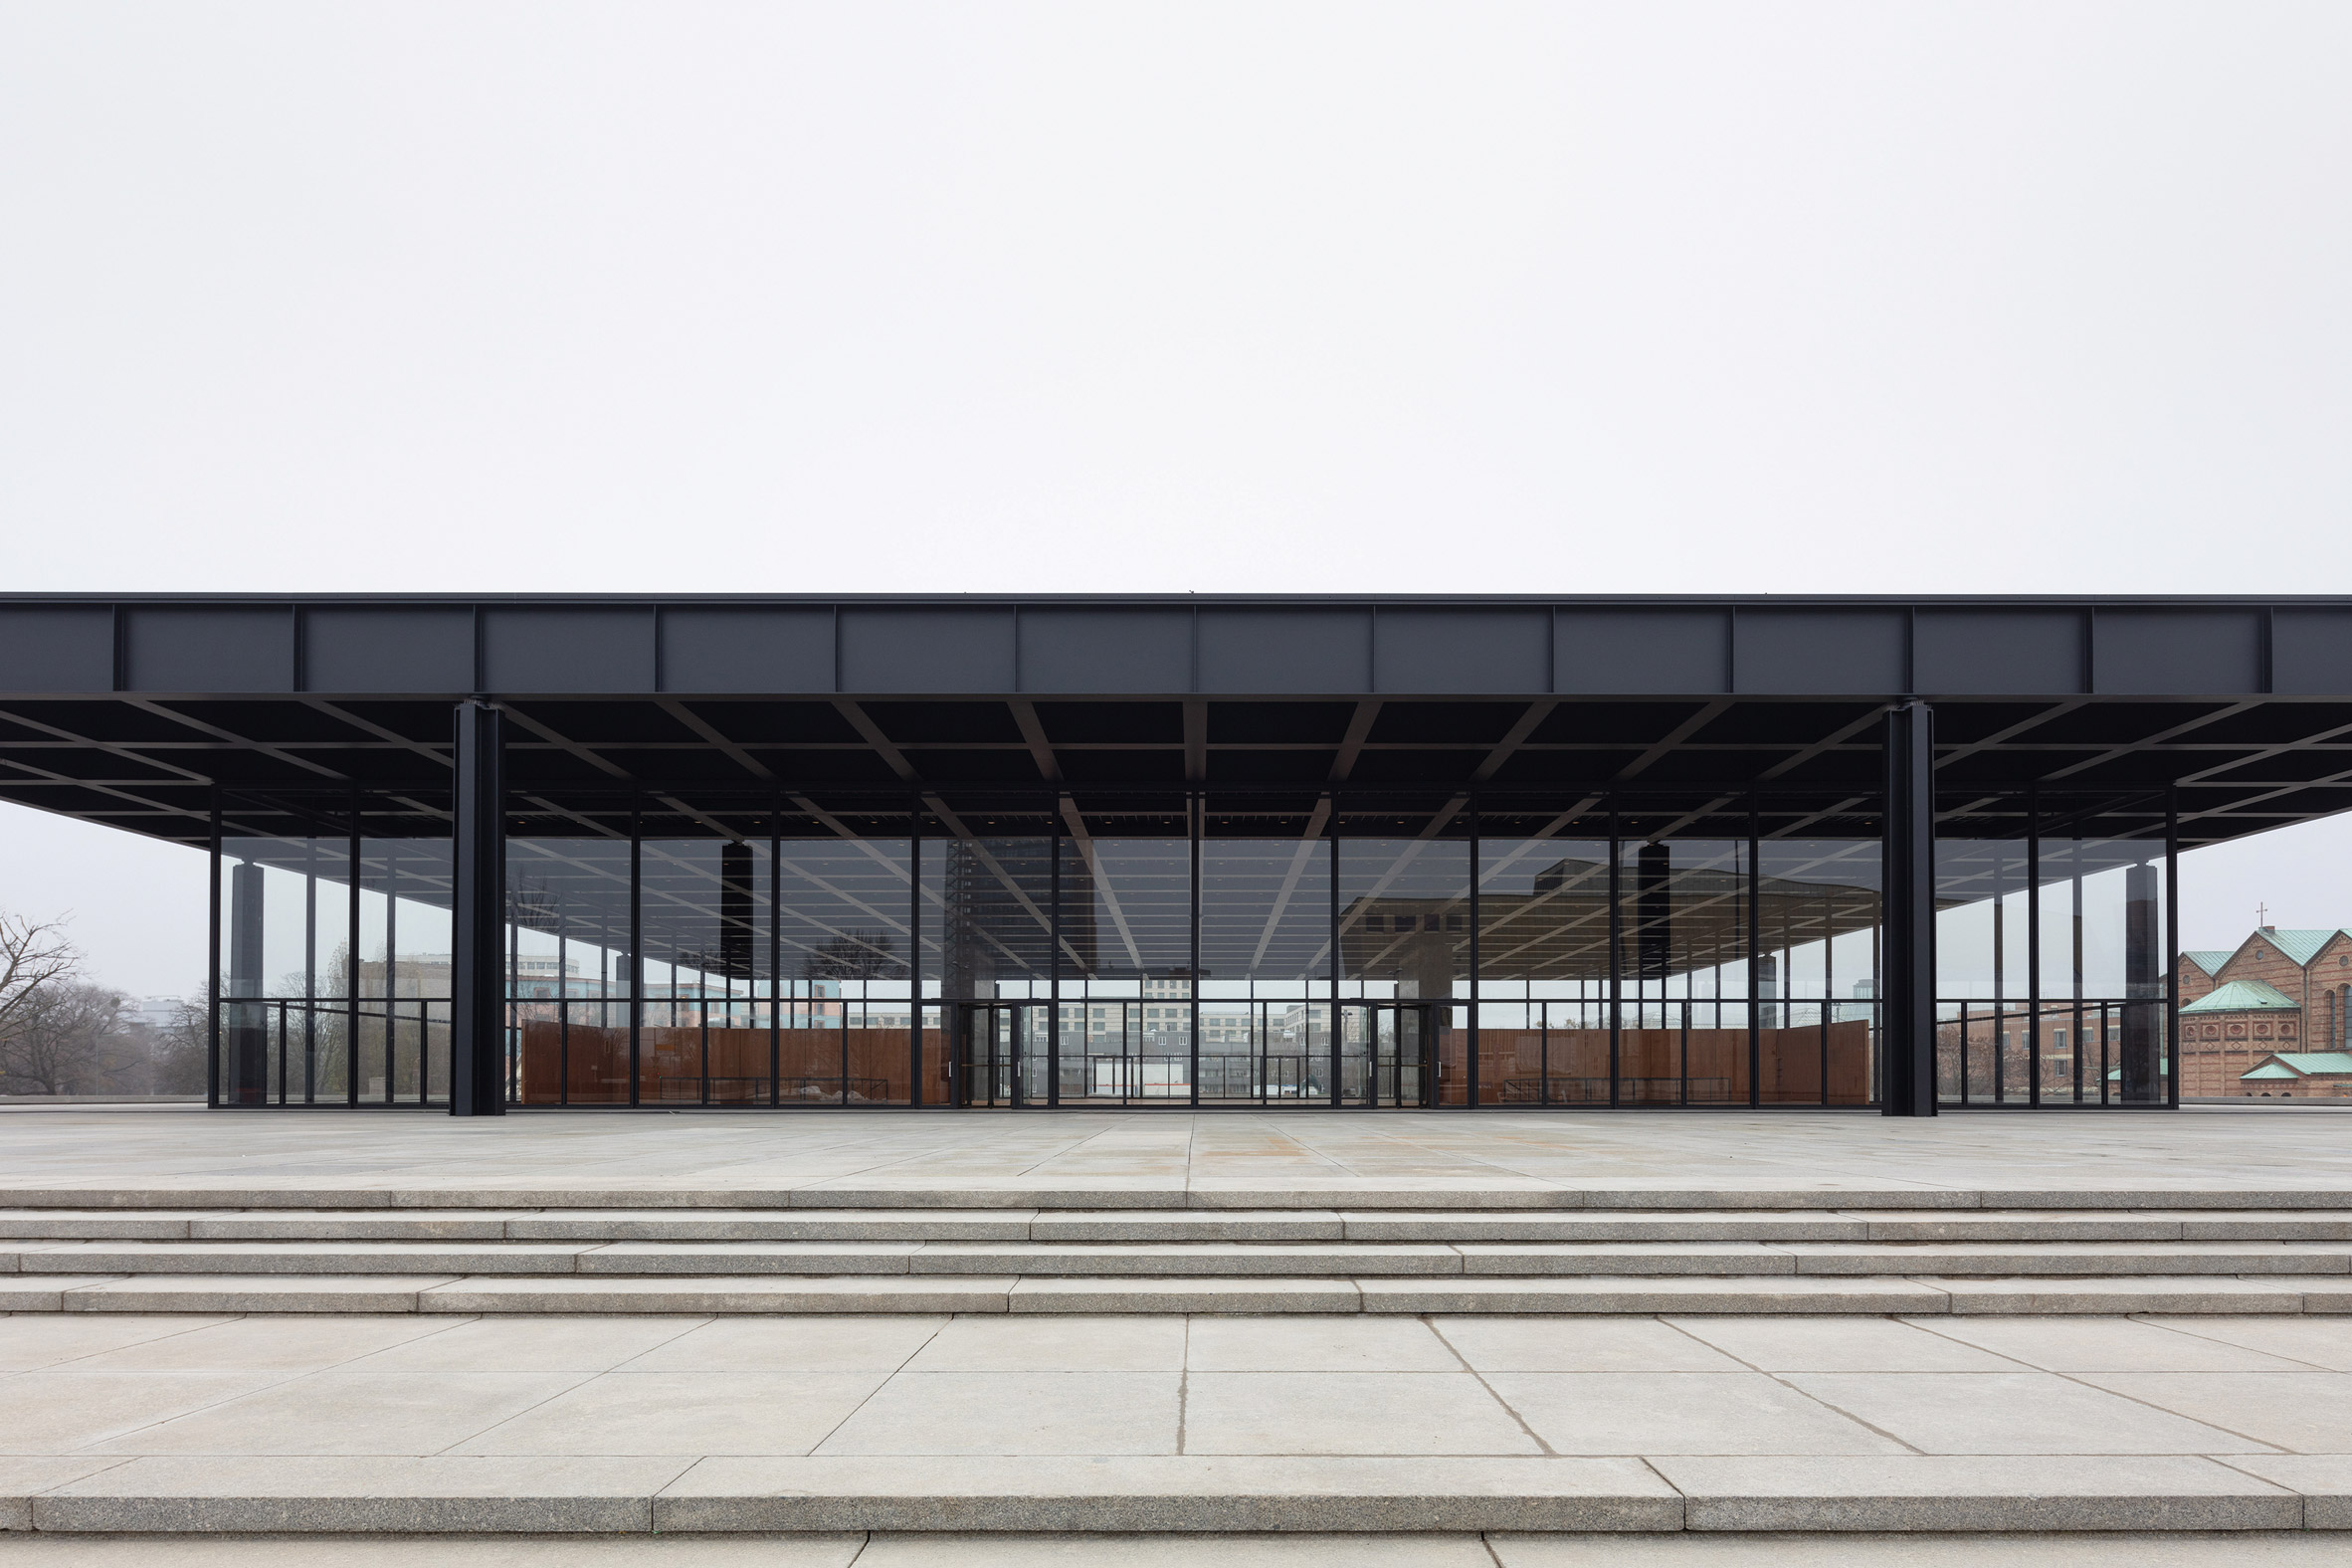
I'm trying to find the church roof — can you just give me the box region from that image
[2183,950,2235,977]
[2180,979,2301,1015]
[2242,1052,2352,1079]
[2252,928,2352,967]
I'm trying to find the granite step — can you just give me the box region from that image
[4,1452,2341,1534]
[7,1270,2352,1314]
[8,1205,2352,1244]
[12,1184,2352,1213]
[9,1235,2352,1279]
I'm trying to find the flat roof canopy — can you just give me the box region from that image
[4,594,2350,853]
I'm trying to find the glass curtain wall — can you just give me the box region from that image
[1200,800,1333,1105]
[775,818,916,1106]
[1755,816,1882,1107]
[1610,816,1753,1106]
[1473,818,1612,1104]
[505,828,632,1105]
[1060,802,1196,1103]
[1337,801,1470,1105]
[1936,793,2174,1105]
[221,779,2178,1112]
[920,802,1055,1106]
[212,789,449,1107]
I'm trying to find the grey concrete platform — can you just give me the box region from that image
[5,1107,2352,1212]
[6,1535,2352,1566]
[1,1311,2351,1534]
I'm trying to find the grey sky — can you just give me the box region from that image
[1,3,2348,993]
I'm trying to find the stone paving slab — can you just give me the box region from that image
[576,1244,921,1276]
[1791,1244,2352,1276]
[29,1456,696,1532]
[58,1276,461,1313]
[5,1310,2352,1535]
[511,1212,1034,1242]
[0,1213,222,1240]
[419,1275,1018,1314]
[1032,1213,1345,1242]
[1934,1276,2308,1314]
[654,1456,1684,1532]
[1651,1455,2301,1531]
[0,1534,2348,1565]
[12,1243,591,1276]
[1006,1278,1360,1313]
[920,1244,1465,1277]
[1457,1244,1797,1276]
[0,1460,127,1530]
[1356,1276,1955,1313]
[15,1181,2352,1214]
[2223,1457,2352,1530]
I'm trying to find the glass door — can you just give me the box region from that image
[1340,1003,1436,1106]
[1064,998,1194,1102]
[960,1003,1048,1106]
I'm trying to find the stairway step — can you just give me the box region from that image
[1340,1212,1870,1242]
[15,1185,2352,1213]
[14,1452,2320,1534]
[506,1209,1035,1242]
[8,1269,2351,1314]
[9,1242,592,1275]
[422,1274,1019,1314]
[1779,1243,2352,1276]
[13,1206,2352,1248]
[13,1236,2352,1279]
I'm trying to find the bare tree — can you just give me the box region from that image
[0,981,127,1096]
[0,914,79,1050]
[144,995,211,1095]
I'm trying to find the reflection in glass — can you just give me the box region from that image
[775,838,913,1105]
[1476,838,1611,1103]
[1340,837,1468,1102]
[220,834,351,1106]
[1755,839,1881,1107]
[1061,837,1194,1101]
[505,835,631,1105]
[1614,839,1751,1105]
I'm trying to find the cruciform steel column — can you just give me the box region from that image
[449,700,506,1117]
[1881,700,1937,1115]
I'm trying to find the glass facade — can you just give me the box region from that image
[213,789,452,1107]
[207,780,2176,1111]
[1935,792,2175,1105]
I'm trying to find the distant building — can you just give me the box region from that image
[2178,927,2352,1096]
[2239,1052,2352,1097]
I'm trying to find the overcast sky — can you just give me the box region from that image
[2,3,2349,994]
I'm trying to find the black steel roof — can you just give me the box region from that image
[5,594,2350,851]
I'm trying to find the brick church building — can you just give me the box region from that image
[2178,928,2352,1097]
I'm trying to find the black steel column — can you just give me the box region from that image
[1746,805,1761,1107]
[1881,701,1937,1115]
[1606,809,1621,1107]
[228,860,264,1103]
[448,700,506,1117]
[1328,815,1342,1107]
[772,804,784,1107]
[628,799,642,1107]
[1189,794,1202,1108]
[206,794,221,1107]
[1467,806,1479,1109]
[2027,788,2041,1106]
[1049,804,1063,1108]
[2166,788,2181,1108]
[2122,858,2162,1103]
